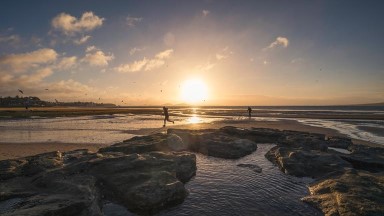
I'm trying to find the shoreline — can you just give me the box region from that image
[1,106,384,120]
[1,118,382,160]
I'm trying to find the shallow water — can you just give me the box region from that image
[297,118,384,144]
[0,107,383,145]
[104,145,321,216]
[0,114,217,144]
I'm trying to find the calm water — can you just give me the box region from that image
[0,106,383,145]
[103,145,322,216]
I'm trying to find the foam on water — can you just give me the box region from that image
[296,118,384,144]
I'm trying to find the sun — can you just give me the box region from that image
[181,79,208,104]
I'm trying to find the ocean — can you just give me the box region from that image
[0,106,383,145]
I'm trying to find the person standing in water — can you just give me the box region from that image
[163,106,174,127]
[247,106,252,118]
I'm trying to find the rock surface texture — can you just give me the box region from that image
[0,149,196,215]
[1,126,383,216]
[263,128,384,216]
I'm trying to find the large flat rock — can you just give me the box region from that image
[302,170,384,216]
[0,149,196,215]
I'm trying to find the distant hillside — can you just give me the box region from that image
[0,96,116,107]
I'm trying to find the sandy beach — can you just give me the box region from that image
[1,118,381,160]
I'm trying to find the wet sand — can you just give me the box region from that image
[1,118,381,161]
[1,106,384,120]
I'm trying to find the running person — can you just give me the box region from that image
[163,106,174,127]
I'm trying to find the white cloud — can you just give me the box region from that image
[215,46,232,60]
[0,67,53,93]
[215,54,226,60]
[264,37,289,50]
[56,56,77,69]
[145,59,165,71]
[51,11,105,35]
[126,16,143,27]
[0,48,58,73]
[82,47,114,67]
[74,35,91,45]
[129,47,145,56]
[155,49,173,59]
[115,49,173,73]
[202,10,210,17]
[86,45,97,52]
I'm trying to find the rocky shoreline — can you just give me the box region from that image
[1,126,383,215]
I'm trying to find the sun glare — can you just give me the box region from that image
[181,79,208,104]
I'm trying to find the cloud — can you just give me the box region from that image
[74,35,91,45]
[82,46,114,67]
[0,48,58,73]
[215,46,232,60]
[115,49,173,73]
[17,67,53,84]
[56,56,77,70]
[202,10,210,17]
[215,54,226,60]
[195,61,215,72]
[129,47,145,56]
[264,36,289,50]
[51,11,105,35]
[126,16,143,27]
[86,45,97,52]
[155,49,174,59]
[0,67,53,93]
[0,34,20,44]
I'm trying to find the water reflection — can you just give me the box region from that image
[187,114,201,124]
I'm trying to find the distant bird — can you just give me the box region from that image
[160,90,162,92]
[45,89,49,91]
[18,89,24,94]
[121,100,124,102]
[99,97,101,100]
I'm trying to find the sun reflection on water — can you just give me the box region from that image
[187,114,201,124]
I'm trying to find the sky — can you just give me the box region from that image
[0,0,383,106]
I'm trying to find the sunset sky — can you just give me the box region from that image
[0,0,383,106]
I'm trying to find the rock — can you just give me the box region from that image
[279,134,328,151]
[302,170,384,216]
[167,134,187,151]
[219,126,283,143]
[340,145,384,173]
[168,128,258,159]
[265,146,352,178]
[326,136,353,149]
[0,151,63,180]
[98,133,168,154]
[0,173,102,216]
[0,150,196,215]
[237,163,262,173]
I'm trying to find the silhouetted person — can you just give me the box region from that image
[163,106,174,127]
[247,106,252,118]
[24,98,30,110]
